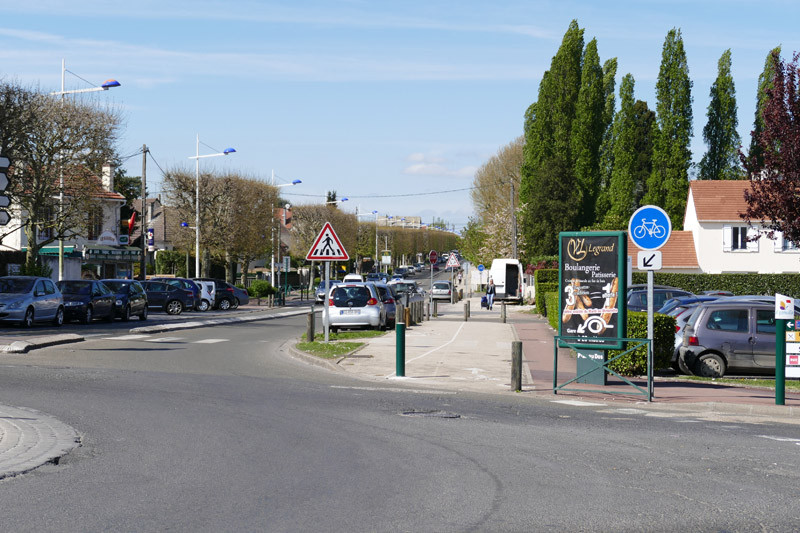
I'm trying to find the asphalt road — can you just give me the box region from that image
[1,305,800,530]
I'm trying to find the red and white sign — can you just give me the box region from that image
[306,222,349,261]
[446,254,460,268]
[428,250,438,264]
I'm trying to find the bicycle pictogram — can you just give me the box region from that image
[632,219,666,240]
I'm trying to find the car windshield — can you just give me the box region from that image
[103,281,129,292]
[332,286,371,307]
[433,282,450,289]
[57,281,91,295]
[0,278,35,293]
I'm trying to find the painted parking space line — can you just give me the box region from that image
[194,338,228,344]
[102,334,151,341]
[145,337,184,343]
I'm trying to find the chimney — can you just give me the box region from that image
[102,162,115,191]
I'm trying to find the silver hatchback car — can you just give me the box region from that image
[0,276,64,327]
[322,282,386,332]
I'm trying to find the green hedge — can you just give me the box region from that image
[544,292,560,330]
[607,311,675,375]
[248,280,277,298]
[535,268,558,284]
[631,272,800,298]
[536,283,559,315]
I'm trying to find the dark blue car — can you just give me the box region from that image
[101,279,149,321]
[141,281,192,315]
[56,280,116,324]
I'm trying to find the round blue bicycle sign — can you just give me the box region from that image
[628,205,671,250]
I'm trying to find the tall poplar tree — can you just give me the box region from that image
[520,20,584,255]
[571,38,605,228]
[644,28,693,228]
[747,46,781,170]
[699,49,742,180]
[595,58,618,221]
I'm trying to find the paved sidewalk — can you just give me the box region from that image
[311,295,800,421]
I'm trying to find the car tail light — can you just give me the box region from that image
[329,298,334,306]
[675,325,681,333]
[688,336,699,346]
[367,298,378,306]
[384,298,394,304]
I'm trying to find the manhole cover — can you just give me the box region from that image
[400,410,460,419]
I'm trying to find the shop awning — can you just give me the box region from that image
[21,245,81,258]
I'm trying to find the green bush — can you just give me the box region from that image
[536,282,559,315]
[20,259,52,277]
[632,272,800,298]
[544,292,560,330]
[607,311,675,376]
[534,268,558,284]
[248,280,276,298]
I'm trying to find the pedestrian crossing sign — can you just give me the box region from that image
[306,222,349,261]
[446,254,460,268]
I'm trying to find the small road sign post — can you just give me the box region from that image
[428,250,437,303]
[306,222,349,343]
[629,205,672,345]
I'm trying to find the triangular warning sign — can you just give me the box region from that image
[306,222,349,261]
[446,254,460,268]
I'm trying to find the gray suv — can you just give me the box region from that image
[678,299,797,378]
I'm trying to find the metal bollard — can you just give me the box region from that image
[501,302,507,323]
[463,301,469,321]
[511,340,523,391]
[396,322,406,377]
[306,308,315,342]
[467,299,471,318]
[404,307,411,328]
[433,300,438,317]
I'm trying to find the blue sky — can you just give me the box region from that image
[1,1,798,231]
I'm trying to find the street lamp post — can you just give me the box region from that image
[268,178,301,296]
[355,209,379,272]
[187,135,235,278]
[50,59,120,281]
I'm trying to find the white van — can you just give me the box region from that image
[488,259,524,304]
[342,273,364,282]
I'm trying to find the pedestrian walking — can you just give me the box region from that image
[486,278,496,310]
[457,271,463,285]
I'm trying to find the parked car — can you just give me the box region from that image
[393,267,409,278]
[430,280,453,301]
[388,280,425,304]
[322,282,387,332]
[627,286,693,312]
[678,299,800,378]
[315,280,341,305]
[150,277,201,311]
[366,272,388,283]
[343,273,363,282]
[193,280,216,312]
[0,276,64,327]
[56,280,115,324]
[657,295,720,315]
[194,278,238,310]
[141,281,191,315]
[101,279,149,321]
[374,282,398,326]
[230,284,249,308]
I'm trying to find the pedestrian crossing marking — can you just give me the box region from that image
[103,334,151,340]
[145,337,184,343]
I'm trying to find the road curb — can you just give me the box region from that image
[287,342,345,372]
[1,334,85,354]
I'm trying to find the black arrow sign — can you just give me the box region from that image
[642,254,656,268]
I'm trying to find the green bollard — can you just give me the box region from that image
[777,318,787,405]
[396,322,406,377]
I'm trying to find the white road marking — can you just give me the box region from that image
[145,337,184,343]
[551,400,607,407]
[759,435,800,443]
[194,338,228,344]
[102,334,151,341]
[384,322,468,378]
[330,385,456,395]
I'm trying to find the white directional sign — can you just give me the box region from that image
[306,222,349,261]
[637,250,662,271]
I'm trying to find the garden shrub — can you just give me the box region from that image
[544,292,559,330]
[607,311,675,376]
[632,272,800,298]
[249,280,276,298]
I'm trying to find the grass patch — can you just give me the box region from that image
[680,375,800,390]
[296,341,364,359]
[313,330,386,341]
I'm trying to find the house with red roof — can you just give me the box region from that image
[629,180,799,274]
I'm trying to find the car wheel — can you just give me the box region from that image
[198,299,210,312]
[21,307,34,328]
[139,306,148,320]
[82,306,93,324]
[218,298,232,311]
[695,353,726,378]
[121,305,131,322]
[232,298,240,309]
[166,300,183,315]
[53,306,64,327]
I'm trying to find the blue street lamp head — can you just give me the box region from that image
[292,179,302,185]
[341,197,349,202]
[223,148,236,155]
[101,79,121,89]
[181,222,189,227]
[371,210,378,214]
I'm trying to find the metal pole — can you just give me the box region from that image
[777,318,787,405]
[501,302,507,323]
[140,144,147,280]
[511,180,518,260]
[58,59,65,281]
[511,340,523,391]
[307,308,315,343]
[195,134,200,278]
[647,270,654,342]
[324,261,331,342]
[396,322,406,377]
[463,301,468,321]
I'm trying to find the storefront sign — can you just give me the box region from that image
[96,230,118,246]
[559,231,627,349]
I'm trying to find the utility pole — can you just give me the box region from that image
[140,144,147,280]
[511,180,518,260]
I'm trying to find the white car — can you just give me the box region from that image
[194,280,216,312]
[430,281,452,301]
[322,282,387,332]
[343,273,364,282]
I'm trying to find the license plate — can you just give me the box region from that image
[340,309,360,315]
